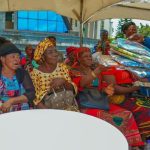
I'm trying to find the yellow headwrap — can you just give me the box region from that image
[34,38,54,61]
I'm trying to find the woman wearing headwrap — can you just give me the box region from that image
[70,47,144,149]
[101,66,150,141]
[30,38,77,109]
[94,29,110,55]
[0,43,35,113]
[64,46,77,68]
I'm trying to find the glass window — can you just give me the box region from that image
[57,15,63,22]
[38,20,47,32]
[63,24,68,32]
[18,19,28,30]
[48,21,56,32]
[39,11,47,20]
[29,11,38,19]
[18,11,28,18]
[29,19,38,31]
[17,11,68,33]
[57,22,64,32]
[48,11,57,21]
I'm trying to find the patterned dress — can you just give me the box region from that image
[30,63,77,105]
[0,75,29,113]
[101,67,150,138]
[70,68,144,147]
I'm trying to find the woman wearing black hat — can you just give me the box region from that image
[0,43,35,113]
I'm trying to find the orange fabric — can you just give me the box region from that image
[101,67,133,84]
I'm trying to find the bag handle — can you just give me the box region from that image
[52,86,66,98]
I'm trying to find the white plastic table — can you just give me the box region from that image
[0,110,128,150]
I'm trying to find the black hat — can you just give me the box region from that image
[0,43,21,56]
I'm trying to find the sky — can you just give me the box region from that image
[111,19,150,37]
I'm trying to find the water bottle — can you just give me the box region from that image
[145,139,150,150]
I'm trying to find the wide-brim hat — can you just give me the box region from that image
[0,43,21,56]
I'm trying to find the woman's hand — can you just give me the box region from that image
[50,78,66,89]
[0,99,13,113]
[104,84,114,96]
[36,102,48,109]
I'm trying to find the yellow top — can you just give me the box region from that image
[30,63,77,105]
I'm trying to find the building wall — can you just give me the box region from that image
[78,19,112,40]
[0,12,97,53]
[0,13,5,30]
[0,30,97,53]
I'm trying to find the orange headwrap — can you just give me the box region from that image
[66,46,77,56]
[34,38,54,61]
[74,47,90,60]
[72,47,90,67]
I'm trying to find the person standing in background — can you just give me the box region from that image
[122,22,150,49]
[94,30,110,55]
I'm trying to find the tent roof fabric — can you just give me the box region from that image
[89,2,150,22]
[0,0,122,22]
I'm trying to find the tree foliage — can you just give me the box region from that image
[138,23,150,37]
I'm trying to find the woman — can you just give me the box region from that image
[101,68,150,140]
[70,47,144,148]
[0,43,35,113]
[94,29,110,55]
[30,38,77,109]
[122,22,150,49]
[64,46,77,68]
[122,22,137,39]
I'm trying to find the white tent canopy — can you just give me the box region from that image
[89,2,150,22]
[0,0,122,22]
[0,0,122,45]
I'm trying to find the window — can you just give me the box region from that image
[5,12,14,29]
[17,11,68,33]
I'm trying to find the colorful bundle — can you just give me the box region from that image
[92,52,119,66]
[117,38,150,56]
[122,66,150,78]
[109,39,150,79]
[111,44,150,64]
[110,52,150,69]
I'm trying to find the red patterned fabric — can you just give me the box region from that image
[101,67,150,138]
[120,97,150,138]
[70,68,144,146]
[66,46,77,56]
[81,104,144,146]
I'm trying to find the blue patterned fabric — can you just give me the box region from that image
[143,37,150,49]
[0,75,29,111]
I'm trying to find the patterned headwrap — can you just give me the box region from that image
[72,47,90,67]
[34,38,54,61]
[66,46,77,56]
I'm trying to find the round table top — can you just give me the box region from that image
[0,110,128,150]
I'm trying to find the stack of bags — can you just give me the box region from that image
[110,38,150,97]
[110,38,150,79]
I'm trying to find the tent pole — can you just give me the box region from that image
[80,0,83,47]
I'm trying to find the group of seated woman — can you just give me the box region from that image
[0,35,149,150]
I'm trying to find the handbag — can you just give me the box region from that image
[77,88,109,110]
[43,87,79,112]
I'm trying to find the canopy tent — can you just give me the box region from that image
[0,0,122,46]
[0,0,121,22]
[89,2,150,22]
